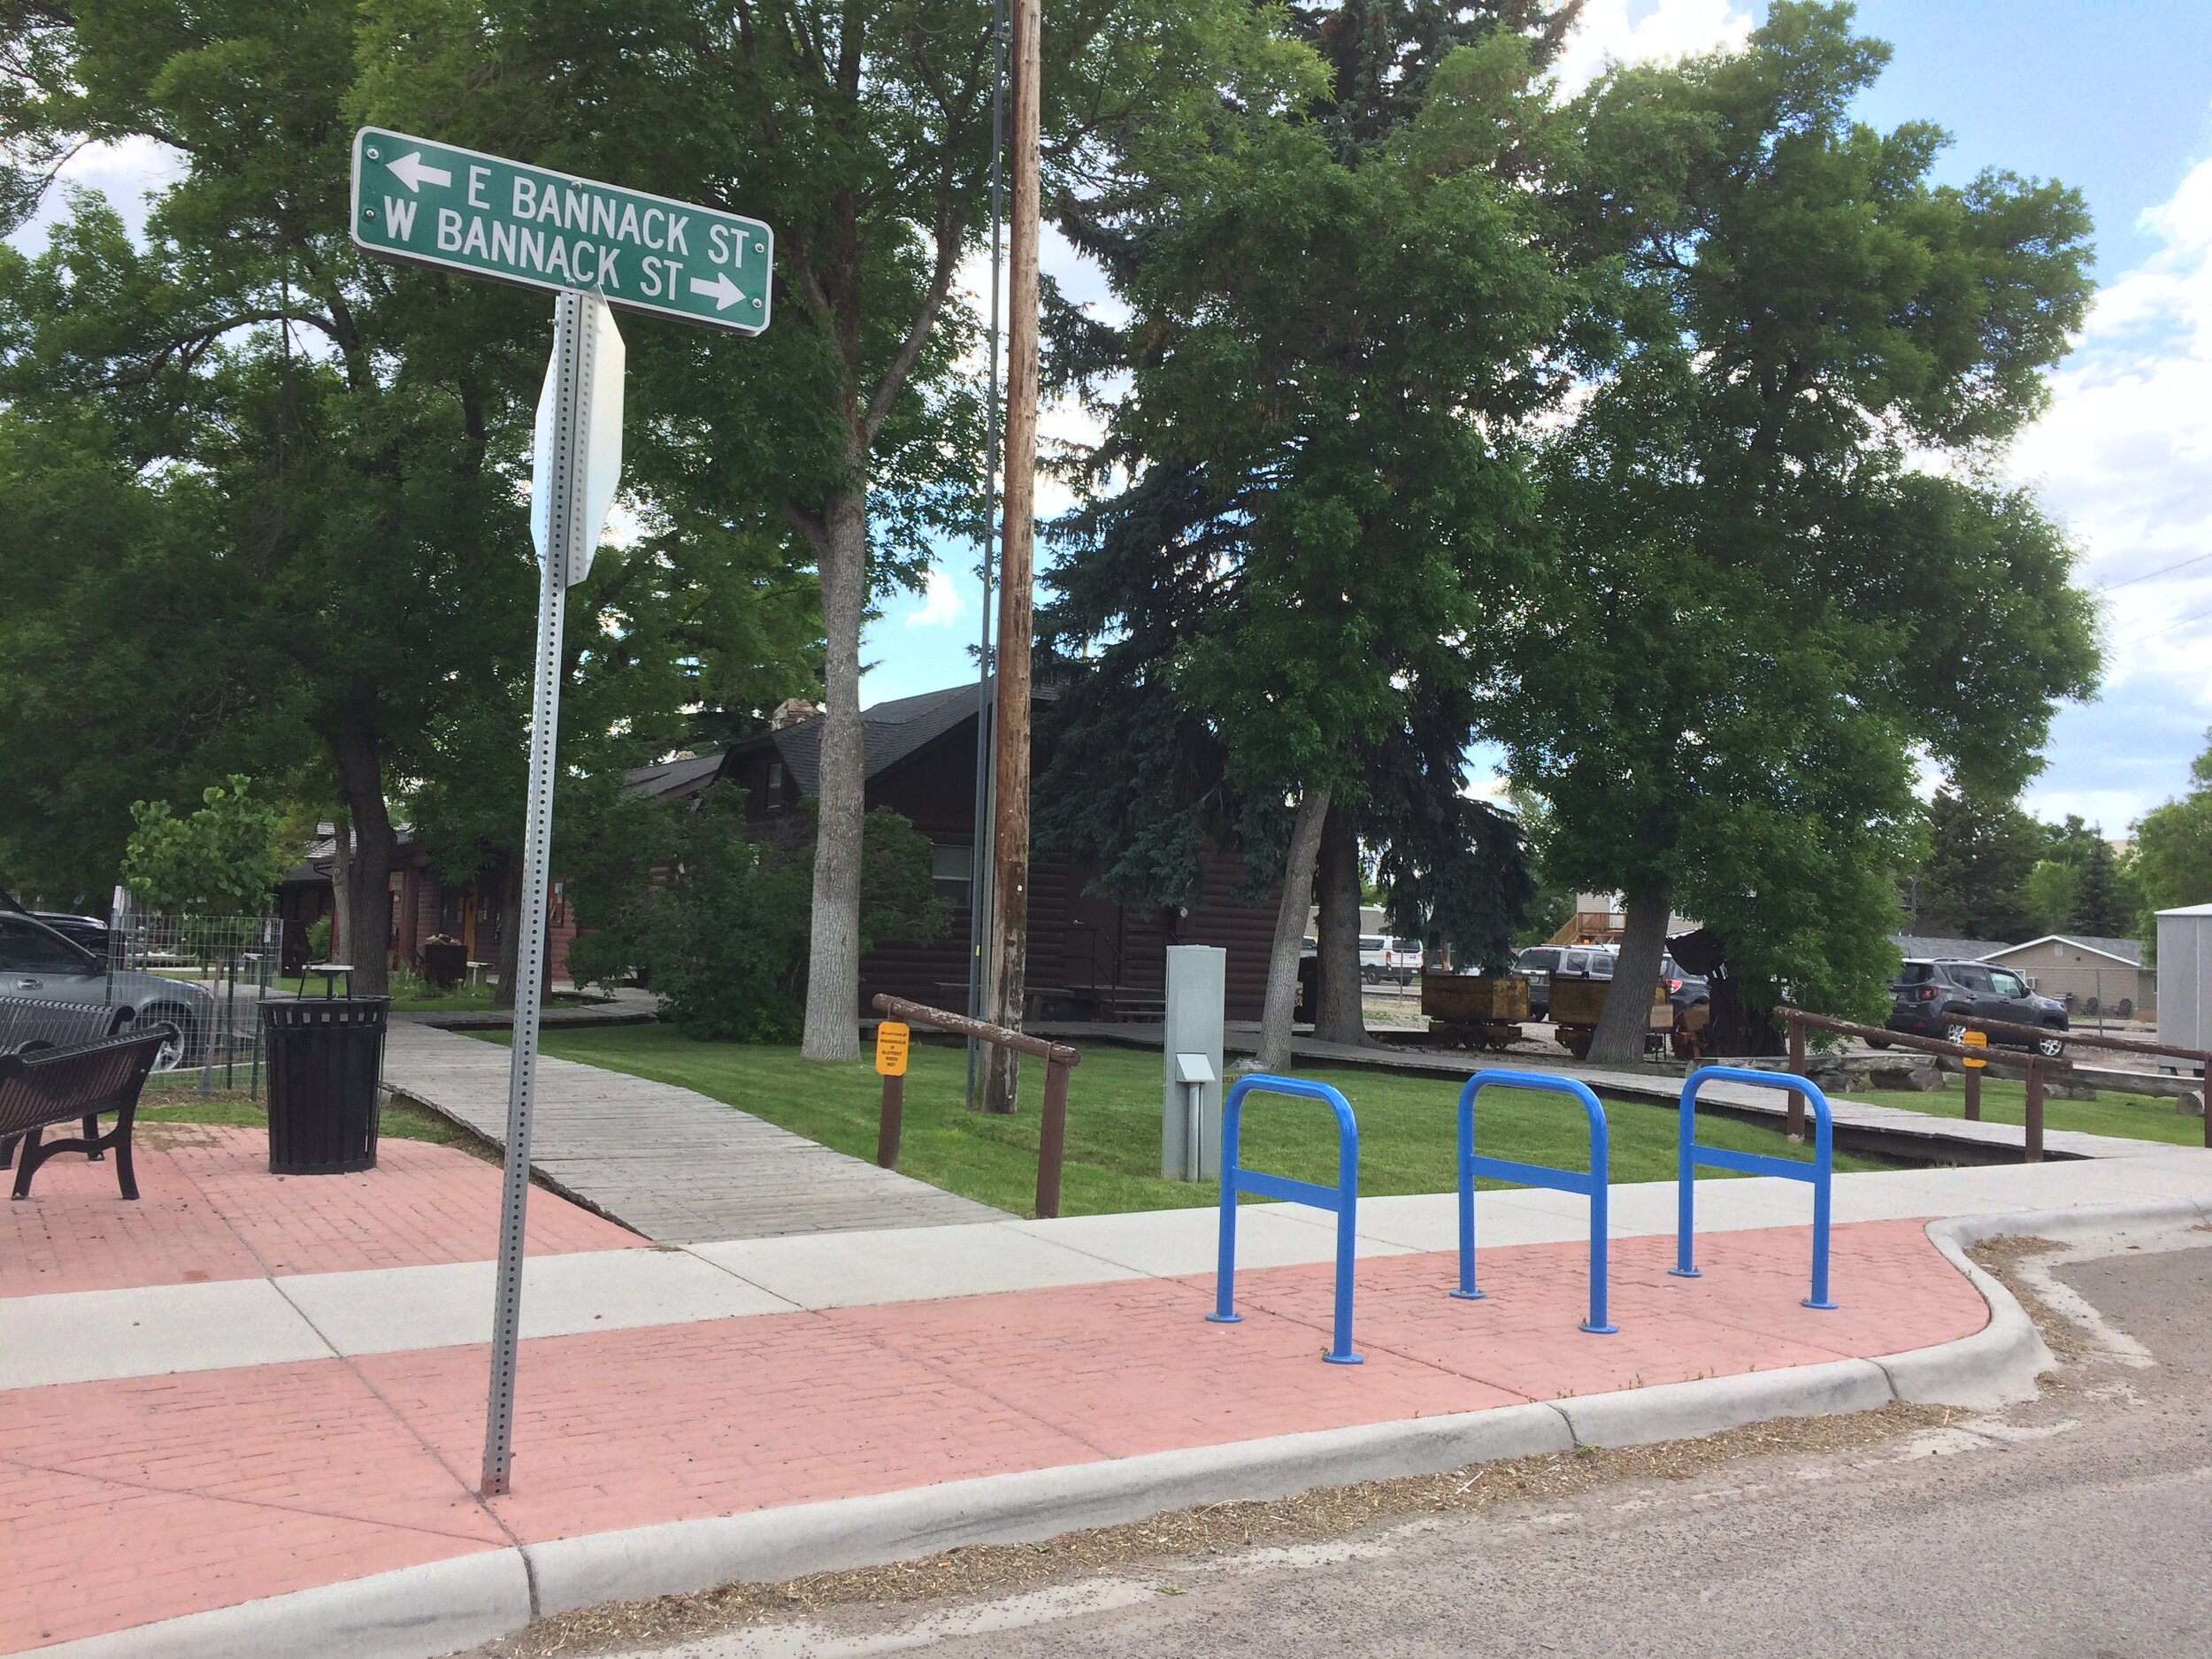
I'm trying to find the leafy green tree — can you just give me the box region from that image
[1916,788,2046,943]
[2024,857,2078,938]
[0,402,261,902]
[122,775,288,917]
[1043,11,1581,1067]
[2015,815,2141,940]
[356,0,1218,1059]
[1498,4,2100,1060]
[0,3,827,999]
[0,1,559,995]
[2132,732,2212,922]
[404,519,818,1005]
[2065,829,2137,939]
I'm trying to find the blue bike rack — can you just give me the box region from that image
[1672,1065,1837,1310]
[1208,1074,1362,1364]
[1455,1070,1616,1334]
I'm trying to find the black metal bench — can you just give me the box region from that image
[1,998,140,1166]
[0,1025,173,1200]
[0,996,136,1056]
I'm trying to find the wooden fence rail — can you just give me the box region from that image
[869,995,1081,1218]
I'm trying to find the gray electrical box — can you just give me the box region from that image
[1164,945,1226,1179]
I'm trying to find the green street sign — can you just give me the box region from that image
[349,127,772,334]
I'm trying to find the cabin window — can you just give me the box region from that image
[767,761,784,794]
[931,843,972,908]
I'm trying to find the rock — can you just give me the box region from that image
[1874,1064,1947,1093]
[1805,1054,1947,1094]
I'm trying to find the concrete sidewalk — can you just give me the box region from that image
[4,1107,2209,1656]
[0,1216,1992,1657]
[380,1022,1004,1240]
[10,1125,2210,1393]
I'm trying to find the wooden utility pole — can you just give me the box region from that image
[980,0,1041,1116]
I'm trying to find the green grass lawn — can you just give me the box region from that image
[383,980,503,1014]
[137,1077,488,1154]
[381,981,608,1015]
[1865,1072,2208,1148]
[495,1026,1889,1218]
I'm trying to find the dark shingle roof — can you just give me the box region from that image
[624,750,726,799]
[1892,933,2016,961]
[762,680,1002,797]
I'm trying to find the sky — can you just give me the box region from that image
[14,3,2212,831]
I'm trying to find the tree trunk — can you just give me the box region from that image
[1254,787,1333,1073]
[334,721,395,998]
[1586,887,1671,1066]
[800,482,869,1062]
[327,810,351,964]
[1313,797,1367,1046]
[490,858,524,1010]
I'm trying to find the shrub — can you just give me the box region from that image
[122,776,288,917]
[567,787,948,1042]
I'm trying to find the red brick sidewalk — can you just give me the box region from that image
[2,1124,639,1296]
[0,1218,1983,1653]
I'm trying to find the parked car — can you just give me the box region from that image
[1884,958,2069,1056]
[1382,937,1426,984]
[0,910,215,1069]
[1660,953,1709,1017]
[1512,942,1617,1019]
[31,912,111,958]
[1356,934,1425,986]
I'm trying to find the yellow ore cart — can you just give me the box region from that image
[1420,973,1529,1050]
[1549,977,1677,1060]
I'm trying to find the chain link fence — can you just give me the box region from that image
[107,898,284,1083]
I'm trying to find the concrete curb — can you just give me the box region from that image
[528,1402,1572,1616]
[1872,1217,2055,1409]
[43,1198,2210,1659]
[1552,1356,1896,1448]
[29,1548,531,1659]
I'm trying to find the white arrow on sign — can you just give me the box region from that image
[388,151,452,193]
[688,271,744,311]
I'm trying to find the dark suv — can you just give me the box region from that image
[1885,959,2068,1056]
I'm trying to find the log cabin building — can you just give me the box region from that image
[717,680,1283,1022]
[299,680,1283,1020]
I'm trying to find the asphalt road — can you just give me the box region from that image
[588,1232,2212,1659]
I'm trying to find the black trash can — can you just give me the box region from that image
[262,995,389,1174]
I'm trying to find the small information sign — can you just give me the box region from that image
[875,1021,911,1078]
[1961,1029,1987,1069]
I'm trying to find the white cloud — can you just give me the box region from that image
[902,565,970,630]
[2007,154,2212,823]
[6,135,185,253]
[1548,0,1756,96]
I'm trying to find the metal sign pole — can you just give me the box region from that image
[480,288,595,1497]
